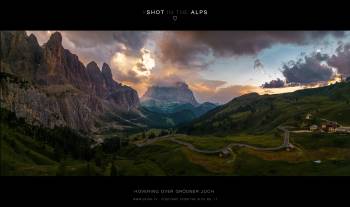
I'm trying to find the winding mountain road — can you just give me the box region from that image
[135,126,294,155]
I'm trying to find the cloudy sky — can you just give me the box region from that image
[27,31,350,104]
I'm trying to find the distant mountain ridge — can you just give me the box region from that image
[141,82,199,106]
[0,31,139,132]
[181,82,350,135]
[140,82,217,125]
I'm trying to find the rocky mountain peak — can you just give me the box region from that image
[0,31,42,78]
[102,63,112,78]
[86,61,100,74]
[142,81,199,106]
[28,33,39,45]
[1,31,141,132]
[11,31,27,40]
[86,61,107,97]
[175,81,189,89]
[46,32,62,48]
[101,63,117,88]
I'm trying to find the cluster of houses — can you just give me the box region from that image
[306,113,350,133]
[309,124,350,133]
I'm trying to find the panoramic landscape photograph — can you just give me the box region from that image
[1,30,350,176]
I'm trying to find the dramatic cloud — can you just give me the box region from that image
[327,42,350,77]
[110,48,154,85]
[195,82,321,104]
[61,31,116,48]
[27,31,150,65]
[112,31,149,55]
[194,85,262,104]
[55,31,149,54]
[188,79,262,104]
[26,31,350,104]
[262,78,285,88]
[131,63,204,96]
[263,41,350,87]
[158,32,211,68]
[281,52,335,84]
[158,31,345,67]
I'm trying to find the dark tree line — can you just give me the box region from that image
[1,108,93,161]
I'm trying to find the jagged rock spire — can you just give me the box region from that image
[46,32,62,47]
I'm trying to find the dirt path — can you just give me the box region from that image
[135,126,293,155]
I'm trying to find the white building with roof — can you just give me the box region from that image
[335,127,350,133]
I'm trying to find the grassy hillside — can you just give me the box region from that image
[181,81,350,135]
[119,132,350,175]
[2,106,350,176]
[0,108,106,176]
[116,142,214,176]
[2,81,350,176]
[0,108,213,176]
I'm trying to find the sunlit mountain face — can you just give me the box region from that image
[27,31,350,104]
